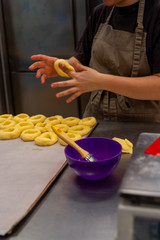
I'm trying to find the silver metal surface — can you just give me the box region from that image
[117,198,160,240]
[0,120,159,240]
[120,133,160,198]
[85,153,97,162]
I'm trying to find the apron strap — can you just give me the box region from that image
[131,0,145,77]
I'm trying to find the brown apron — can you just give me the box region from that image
[83,0,160,122]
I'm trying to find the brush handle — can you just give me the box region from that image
[52,126,89,158]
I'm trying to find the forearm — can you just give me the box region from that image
[98,73,160,100]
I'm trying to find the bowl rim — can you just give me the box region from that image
[64,137,122,163]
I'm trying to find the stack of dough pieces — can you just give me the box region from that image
[112,137,133,154]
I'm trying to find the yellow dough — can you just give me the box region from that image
[0,114,13,123]
[79,117,97,127]
[54,124,69,133]
[59,132,81,146]
[14,113,29,122]
[35,122,52,133]
[45,115,63,126]
[68,124,91,136]
[62,117,80,127]
[54,59,75,78]
[112,137,133,154]
[35,132,58,146]
[21,129,41,141]
[16,121,34,132]
[0,119,16,129]
[29,114,46,125]
[0,127,21,140]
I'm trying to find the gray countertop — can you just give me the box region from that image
[1,120,160,240]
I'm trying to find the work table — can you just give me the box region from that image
[1,120,160,240]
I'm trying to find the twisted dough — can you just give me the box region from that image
[35,132,58,146]
[0,114,13,123]
[0,120,16,129]
[54,59,75,78]
[0,127,21,140]
[62,117,80,127]
[79,117,97,127]
[14,113,29,122]
[54,124,69,133]
[29,114,46,125]
[68,124,91,136]
[35,122,52,133]
[45,115,63,125]
[21,129,41,141]
[59,132,81,146]
[16,121,34,132]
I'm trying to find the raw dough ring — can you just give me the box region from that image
[29,114,46,125]
[54,59,75,78]
[14,113,29,123]
[54,124,69,133]
[35,132,58,146]
[68,124,91,136]
[0,114,13,123]
[59,132,81,146]
[21,129,41,141]
[62,117,80,127]
[35,122,52,133]
[79,117,97,127]
[45,115,63,125]
[16,121,34,132]
[0,127,21,140]
[0,119,16,129]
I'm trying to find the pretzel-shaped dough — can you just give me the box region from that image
[0,114,13,123]
[0,119,16,129]
[35,132,58,146]
[59,132,81,146]
[21,129,41,141]
[62,117,80,127]
[14,113,29,123]
[0,127,21,140]
[35,122,52,133]
[16,121,34,132]
[29,114,46,125]
[79,117,97,127]
[68,124,91,136]
[54,59,75,78]
[54,124,69,133]
[45,115,63,126]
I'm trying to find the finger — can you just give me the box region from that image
[56,87,78,98]
[66,91,82,103]
[68,70,77,78]
[36,68,45,78]
[31,54,54,61]
[29,61,45,70]
[73,61,87,72]
[31,54,58,62]
[51,79,76,88]
[41,74,47,84]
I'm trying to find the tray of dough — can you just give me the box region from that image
[0,114,98,236]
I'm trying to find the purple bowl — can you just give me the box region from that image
[64,137,122,181]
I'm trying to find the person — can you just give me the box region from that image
[29,0,160,122]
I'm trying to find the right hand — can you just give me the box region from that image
[29,54,59,84]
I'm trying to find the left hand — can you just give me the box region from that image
[51,61,100,103]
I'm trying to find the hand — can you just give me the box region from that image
[51,61,100,103]
[29,54,59,84]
